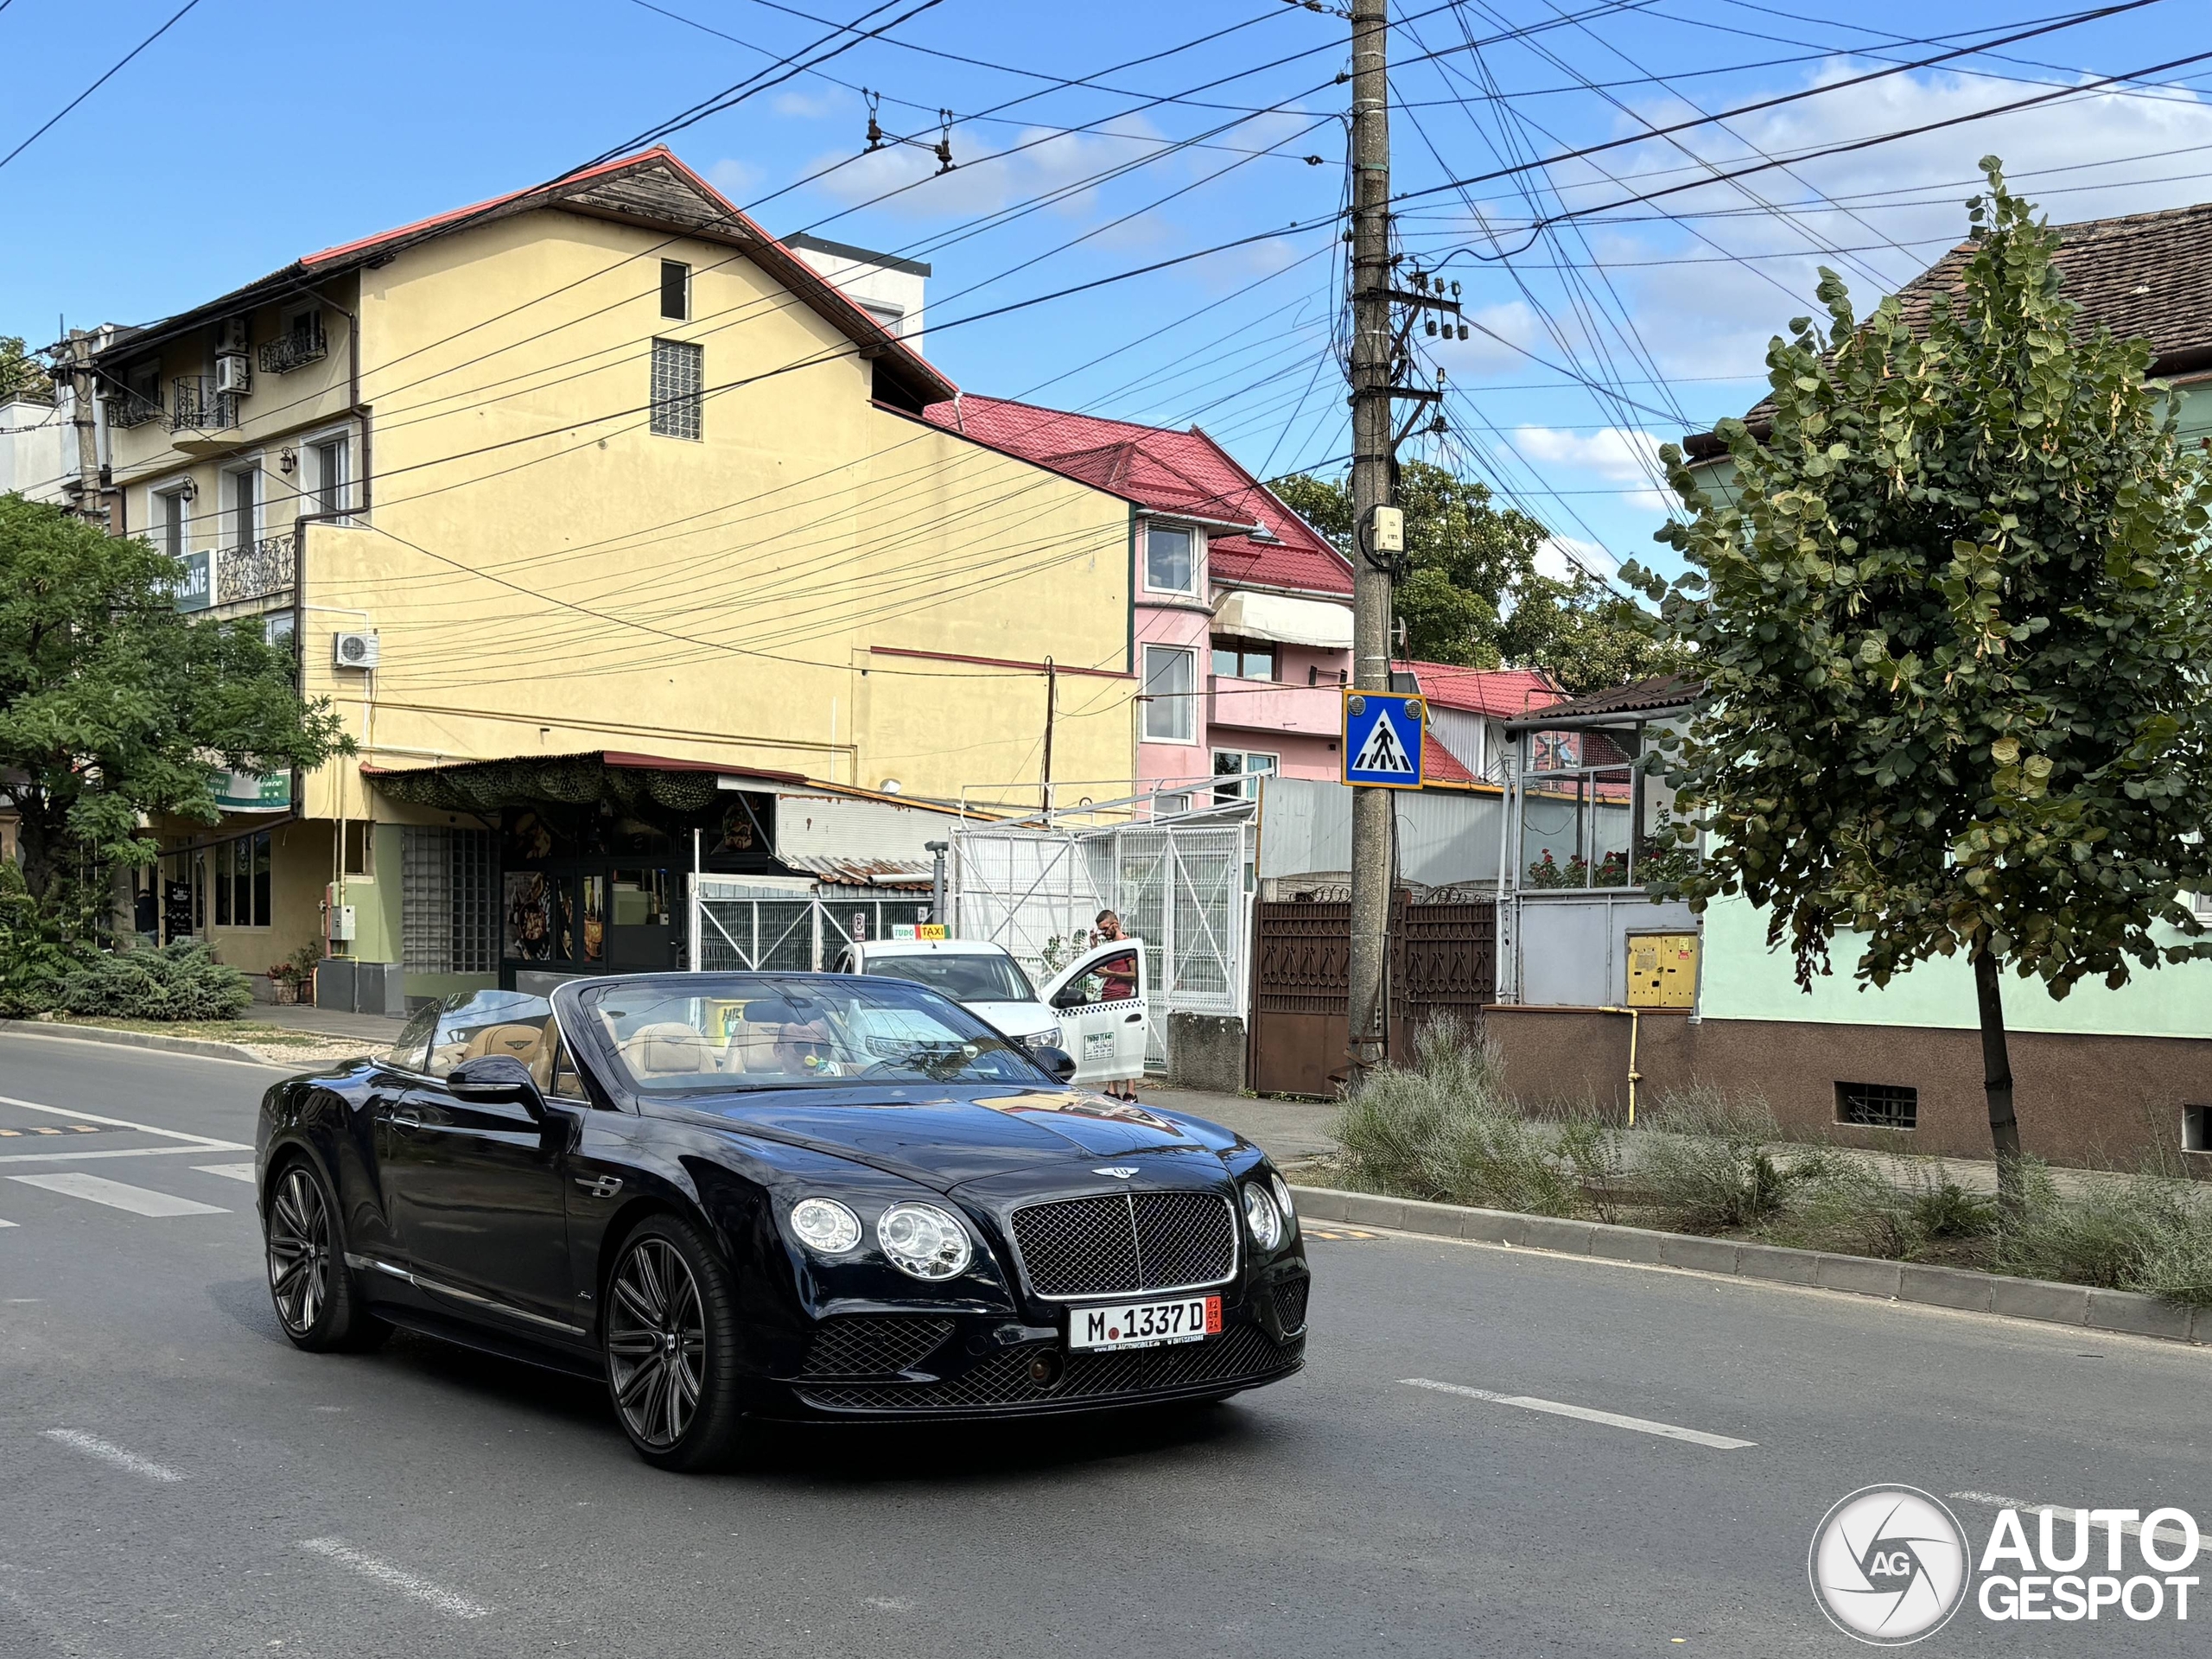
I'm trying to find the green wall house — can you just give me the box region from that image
[1488,197,2212,1170]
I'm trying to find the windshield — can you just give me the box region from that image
[864,951,1036,1004]
[573,974,1049,1094]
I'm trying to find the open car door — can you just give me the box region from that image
[1039,938,1149,1086]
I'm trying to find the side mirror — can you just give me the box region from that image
[1033,1046,1077,1083]
[449,1053,544,1116]
[1050,987,1083,1011]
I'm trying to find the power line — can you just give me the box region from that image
[0,0,206,174]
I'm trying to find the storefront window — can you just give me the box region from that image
[504,871,561,962]
[581,875,604,963]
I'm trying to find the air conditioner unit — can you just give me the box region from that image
[217,316,250,354]
[214,353,251,397]
[333,630,380,670]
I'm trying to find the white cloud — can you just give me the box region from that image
[771,87,848,120]
[1504,424,1664,484]
[1535,535,1621,584]
[708,157,762,200]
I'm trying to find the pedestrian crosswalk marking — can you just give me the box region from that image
[193,1163,258,1184]
[1351,712,1415,774]
[7,1173,228,1217]
[0,1218,16,1229]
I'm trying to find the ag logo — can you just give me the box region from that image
[1809,1485,1970,1644]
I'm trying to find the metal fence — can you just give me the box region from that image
[692,875,932,972]
[950,810,1255,1070]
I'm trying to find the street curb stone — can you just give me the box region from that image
[0,1018,276,1066]
[1289,1184,2203,1346]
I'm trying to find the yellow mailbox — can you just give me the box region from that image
[1626,932,1699,1009]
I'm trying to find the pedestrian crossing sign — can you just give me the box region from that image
[1342,691,1426,789]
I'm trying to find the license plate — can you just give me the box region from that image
[1067,1294,1222,1351]
[1084,1031,1115,1058]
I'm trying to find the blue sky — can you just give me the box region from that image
[5,0,2210,583]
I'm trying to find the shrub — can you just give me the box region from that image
[57,940,253,1021]
[1997,1164,2212,1306]
[1336,1017,1586,1216]
[1634,1085,1836,1231]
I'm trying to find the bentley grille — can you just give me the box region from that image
[797,1321,1296,1413]
[798,1314,955,1379]
[1009,1191,1236,1299]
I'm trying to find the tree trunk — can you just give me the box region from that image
[1972,949,2025,1215]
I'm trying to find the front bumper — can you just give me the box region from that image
[763,1262,1309,1421]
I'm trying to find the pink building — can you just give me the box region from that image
[923,397,1357,809]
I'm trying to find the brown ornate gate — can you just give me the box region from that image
[1245,892,1497,1097]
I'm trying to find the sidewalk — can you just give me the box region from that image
[251,1001,409,1044]
[1139,1083,1340,1166]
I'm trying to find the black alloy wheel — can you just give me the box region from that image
[603,1216,745,1471]
[264,1159,386,1352]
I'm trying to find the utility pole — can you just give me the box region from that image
[1344,0,1395,1087]
[60,329,107,529]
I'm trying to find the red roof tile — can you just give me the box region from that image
[1399,661,1565,720]
[1422,732,1479,787]
[922,396,1353,596]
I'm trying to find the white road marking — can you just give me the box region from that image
[1401,1377,1757,1449]
[299,1537,490,1620]
[193,1162,258,1183]
[43,1428,185,1483]
[1950,1491,2210,1560]
[0,1218,15,1229]
[8,1173,228,1217]
[0,1144,252,1166]
[0,1093,251,1149]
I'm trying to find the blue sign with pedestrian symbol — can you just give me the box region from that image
[1341,691,1426,789]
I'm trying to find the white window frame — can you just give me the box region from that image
[1142,521,1199,597]
[220,459,264,551]
[149,479,194,557]
[660,260,691,322]
[1141,644,1198,744]
[300,424,353,523]
[1211,749,1279,802]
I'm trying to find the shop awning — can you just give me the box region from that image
[1212,588,1354,650]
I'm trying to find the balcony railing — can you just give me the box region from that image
[258,315,327,375]
[170,376,238,432]
[105,389,162,429]
[216,534,295,606]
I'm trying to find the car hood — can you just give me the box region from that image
[963,999,1058,1039]
[664,1084,1217,1192]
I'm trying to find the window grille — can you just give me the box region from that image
[402,828,495,973]
[650,338,703,440]
[1835,1081,1917,1130]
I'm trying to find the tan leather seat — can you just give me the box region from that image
[462,1022,544,1066]
[528,1017,561,1092]
[620,1022,717,1077]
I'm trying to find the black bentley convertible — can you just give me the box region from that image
[257,972,1309,1469]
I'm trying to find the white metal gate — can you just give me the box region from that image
[950,812,1255,1069]
[692,875,932,972]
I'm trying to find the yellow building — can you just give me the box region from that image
[95,148,1139,1007]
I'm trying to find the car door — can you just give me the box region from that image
[379,991,575,1329]
[1039,938,1149,1084]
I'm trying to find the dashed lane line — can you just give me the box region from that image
[192,1163,258,1183]
[1401,1377,1758,1450]
[7,1173,228,1218]
[299,1538,491,1620]
[42,1429,185,1483]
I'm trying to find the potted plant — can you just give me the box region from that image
[267,941,322,1007]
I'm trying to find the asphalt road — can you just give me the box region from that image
[3,1027,2207,1658]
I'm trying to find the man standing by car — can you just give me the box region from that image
[1092,910,1141,1101]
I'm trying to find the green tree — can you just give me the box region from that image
[1275,460,1681,690]
[1629,162,2212,1205]
[0,336,54,403]
[0,495,351,922]
[1275,461,1547,664]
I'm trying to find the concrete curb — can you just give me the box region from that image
[0,1019,287,1067]
[1291,1185,2207,1347]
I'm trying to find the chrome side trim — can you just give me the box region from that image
[344,1252,587,1337]
[1005,1190,1240,1304]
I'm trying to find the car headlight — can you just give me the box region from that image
[1268,1172,1298,1239]
[790,1197,862,1255]
[1020,1030,1060,1051]
[1243,1181,1283,1252]
[877,1201,973,1281]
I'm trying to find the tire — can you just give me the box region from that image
[603,1214,747,1471]
[264,1156,389,1353]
